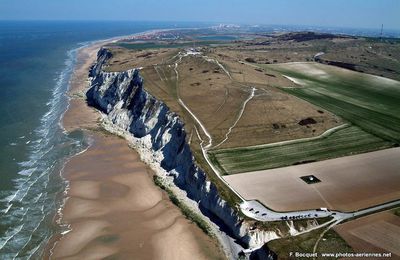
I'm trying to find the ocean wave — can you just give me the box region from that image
[0,44,90,259]
[17,168,37,177]
[0,224,24,251]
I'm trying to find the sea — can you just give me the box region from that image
[0,20,398,259]
[0,20,206,259]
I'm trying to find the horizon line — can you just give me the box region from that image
[0,19,399,32]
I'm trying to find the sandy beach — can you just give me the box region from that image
[47,35,225,259]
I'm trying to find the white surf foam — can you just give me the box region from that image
[0,46,85,257]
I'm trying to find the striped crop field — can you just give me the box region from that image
[209,125,392,175]
[266,62,400,143]
[210,62,400,174]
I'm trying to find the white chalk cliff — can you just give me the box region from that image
[86,48,319,259]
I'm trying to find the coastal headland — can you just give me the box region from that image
[47,27,400,259]
[46,32,225,260]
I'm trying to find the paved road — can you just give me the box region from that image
[241,199,400,223]
[176,49,400,231]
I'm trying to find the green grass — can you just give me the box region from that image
[210,125,391,175]
[267,228,353,260]
[268,63,400,143]
[393,207,400,217]
[210,62,400,174]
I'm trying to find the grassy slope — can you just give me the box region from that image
[271,63,400,143]
[144,55,244,207]
[210,125,390,175]
[210,63,399,174]
[267,228,353,260]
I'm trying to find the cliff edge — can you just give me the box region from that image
[86,48,318,259]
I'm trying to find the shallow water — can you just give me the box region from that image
[0,21,203,259]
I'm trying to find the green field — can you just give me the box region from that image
[209,62,400,175]
[209,125,391,175]
[267,62,400,143]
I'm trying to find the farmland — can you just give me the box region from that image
[105,35,400,209]
[334,210,400,258]
[210,124,391,175]
[223,147,400,212]
[266,62,400,143]
[99,30,400,259]
[210,62,400,175]
[102,42,342,208]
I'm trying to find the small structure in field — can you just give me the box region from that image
[300,175,321,184]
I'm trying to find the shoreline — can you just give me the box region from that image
[46,30,227,259]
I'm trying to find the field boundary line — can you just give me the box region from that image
[212,123,351,153]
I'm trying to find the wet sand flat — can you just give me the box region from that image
[223,148,400,212]
[62,42,103,132]
[50,133,223,259]
[48,36,225,259]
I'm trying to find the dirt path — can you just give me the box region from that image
[212,87,256,149]
[47,37,226,260]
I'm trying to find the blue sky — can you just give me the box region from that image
[1,0,399,29]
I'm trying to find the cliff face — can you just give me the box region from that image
[87,48,249,239]
[86,48,316,256]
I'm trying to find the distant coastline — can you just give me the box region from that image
[46,29,225,259]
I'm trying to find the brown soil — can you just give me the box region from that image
[213,36,400,81]
[334,211,400,258]
[177,53,341,149]
[223,148,400,212]
[104,47,178,72]
[107,47,341,151]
